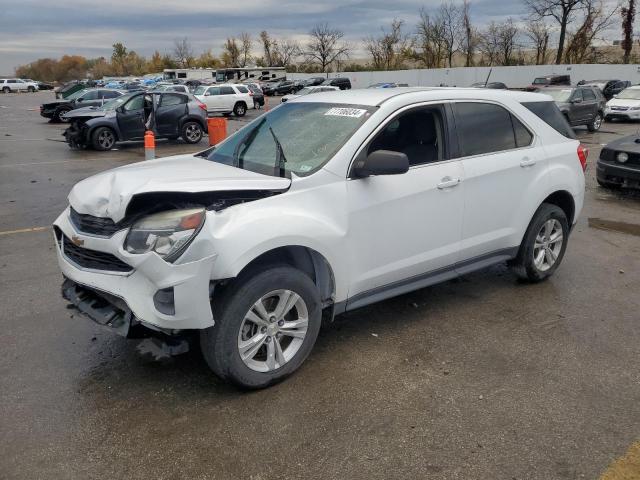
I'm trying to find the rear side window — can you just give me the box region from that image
[236,86,249,93]
[521,101,576,139]
[582,88,596,101]
[220,86,235,95]
[161,93,186,106]
[453,102,531,156]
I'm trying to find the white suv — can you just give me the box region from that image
[1,78,39,93]
[54,88,585,388]
[193,83,253,116]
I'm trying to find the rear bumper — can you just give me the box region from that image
[53,207,217,331]
[597,159,640,188]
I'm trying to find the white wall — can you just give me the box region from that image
[289,64,640,89]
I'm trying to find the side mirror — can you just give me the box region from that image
[204,91,210,96]
[352,150,409,178]
[77,98,83,102]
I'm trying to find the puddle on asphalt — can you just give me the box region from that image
[588,218,640,237]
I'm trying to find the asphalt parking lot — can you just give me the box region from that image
[1,90,639,480]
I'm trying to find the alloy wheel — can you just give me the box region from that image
[533,219,564,272]
[185,123,202,142]
[98,130,115,149]
[237,289,309,373]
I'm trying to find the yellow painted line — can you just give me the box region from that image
[0,226,49,236]
[600,441,640,480]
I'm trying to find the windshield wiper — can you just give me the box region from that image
[233,117,266,169]
[268,126,287,178]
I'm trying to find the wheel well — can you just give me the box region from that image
[181,117,205,130]
[235,101,247,108]
[234,246,335,307]
[89,124,119,142]
[543,190,575,224]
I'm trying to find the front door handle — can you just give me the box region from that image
[437,177,461,189]
[520,158,536,168]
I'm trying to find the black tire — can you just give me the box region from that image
[54,107,71,123]
[233,102,247,117]
[181,121,203,144]
[2,87,10,94]
[510,203,569,283]
[91,126,117,151]
[28,86,35,93]
[588,112,603,132]
[200,265,322,389]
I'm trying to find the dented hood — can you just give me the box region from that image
[68,154,291,222]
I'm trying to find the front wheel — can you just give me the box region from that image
[200,265,322,389]
[54,107,71,123]
[181,121,203,144]
[2,87,10,93]
[233,102,247,117]
[28,86,35,93]
[588,112,603,132]
[510,203,569,282]
[91,127,116,151]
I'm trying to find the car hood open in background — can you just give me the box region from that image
[68,154,292,222]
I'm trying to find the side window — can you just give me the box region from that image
[177,72,187,79]
[122,95,144,111]
[103,90,119,99]
[453,102,519,156]
[236,86,249,93]
[572,90,583,102]
[207,87,220,96]
[367,106,445,166]
[160,93,186,106]
[82,90,99,100]
[511,115,533,148]
[582,88,596,101]
[220,86,235,95]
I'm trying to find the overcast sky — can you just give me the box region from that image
[0,0,608,73]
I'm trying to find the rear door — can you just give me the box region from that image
[155,93,188,136]
[580,87,599,122]
[452,101,548,263]
[219,86,237,110]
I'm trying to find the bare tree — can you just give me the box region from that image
[461,0,478,66]
[564,0,618,63]
[415,8,448,68]
[621,0,635,63]
[478,22,501,65]
[275,39,301,67]
[364,19,413,70]
[525,20,551,64]
[221,38,241,67]
[173,37,194,68]
[526,0,587,64]
[259,31,276,66]
[239,33,252,67]
[439,2,463,67]
[497,18,519,65]
[306,23,350,74]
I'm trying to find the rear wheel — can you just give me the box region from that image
[233,102,247,117]
[2,87,10,93]
[511,203,569,282]
[27,86,35,93]
[181,121,203,144]
[200,265,322,389]
[91,127,116,151]
[588,112,603,132]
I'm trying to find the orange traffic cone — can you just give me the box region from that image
[144,130,155,160]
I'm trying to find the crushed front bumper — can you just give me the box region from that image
[597,159,640,189]
[54,207,217,332]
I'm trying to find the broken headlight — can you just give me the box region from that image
[124,208,205,262]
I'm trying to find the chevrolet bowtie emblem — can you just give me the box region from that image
[71,235,84,247]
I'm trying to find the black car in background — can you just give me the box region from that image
[305,77,326,87]
[321,77,352,90]
[526,75,571,91]
[246,83,265,108]
[470,81,508,89]
[597,135,640,189]
[41,88,125,122]
[543,86,606,132]
[579,79,632,100]
[274,80,297,95]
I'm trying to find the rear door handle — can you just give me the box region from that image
[520,158,536,168]
[437,177,461,189]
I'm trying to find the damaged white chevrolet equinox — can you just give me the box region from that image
[54,88,586,388]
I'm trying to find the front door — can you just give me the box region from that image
[346,105,465,303]
[117,94,147,140]
[203,86,223,112]
[156,93,187,136]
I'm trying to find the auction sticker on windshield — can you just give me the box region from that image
[325,107,367,118]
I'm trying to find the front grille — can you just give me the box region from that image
[611,106,629,111]
[70,208,125,237]
[61,234,132,273]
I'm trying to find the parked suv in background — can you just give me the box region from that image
[0,78,39,93]
[194,84,252,116]
[526,75,571,91]
[62,91,207,150]
[55,88,585,389]
[580,79,631,100]
[321,77,352,90]
[544,86,605,131]
[604,85,640,121]
[40,88,125,122]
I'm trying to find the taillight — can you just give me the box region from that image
[197,100,207,111]
[577,144,588,171]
